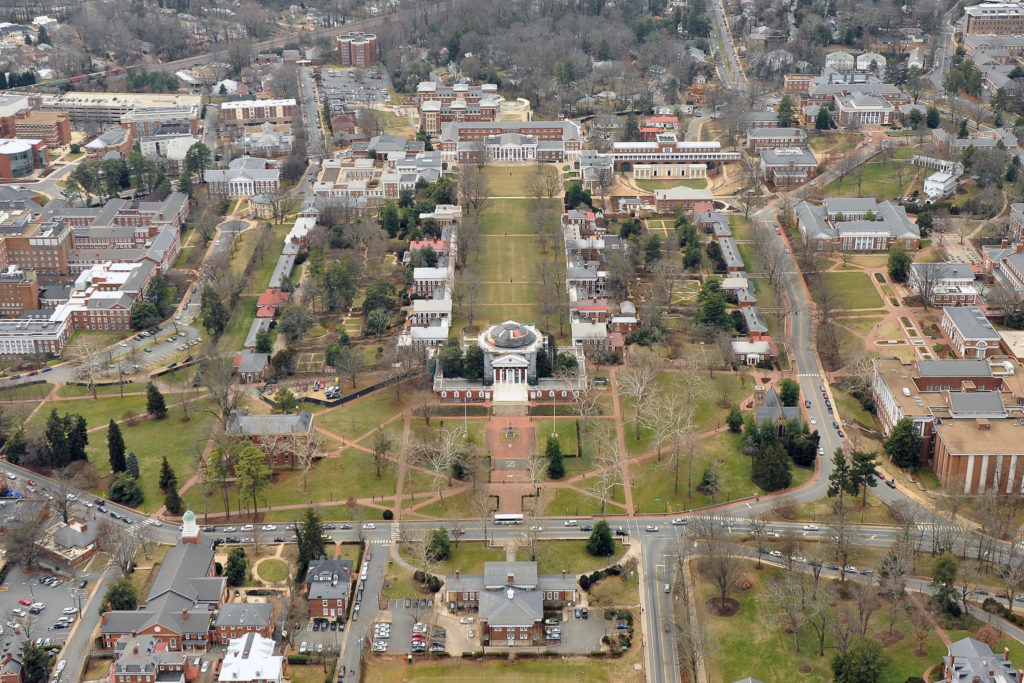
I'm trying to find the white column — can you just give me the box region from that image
[1012,455,1020,495]
[978,455,989,493]
[964,455,975,494]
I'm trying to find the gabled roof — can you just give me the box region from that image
[146,542,216,604]
[226,409,313,436]
[480,588,543,627]
[214,603,273,628]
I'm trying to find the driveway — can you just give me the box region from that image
[547,607,606,654]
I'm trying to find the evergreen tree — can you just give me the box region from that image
[884,417,922,469]
[272,387,299,414]
[546,436,565,479]
[776,95,797,127]
[200,286,230,337]
[126,451,140,479]
[44,409,67,468]
[926,106,941,129]
[814,106,834,130]
[158,456,176,494]
[726,406,744,433]
[175,171,193,196]
[107,420,126,473]
[108,473,144,506]
[777,378,800,406]
[295,507,326,583]
[831,637,890,683]
[20,642,50,683]
[622,112,641,141]
[827,448,856,501]
[164,477,184,515]
[146,382,167,419]
[850,450,880,504]
[225,547,247,586]
[887,246,912,282]
[426,528,451,561]
[67,414,88,462]
[751,444,792,491]
[36,25,49,45]
[585,520,614,557]
[438,337,464,377]
[98,577,138,615]
[463,345,484,380]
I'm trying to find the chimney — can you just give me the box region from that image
[1016,244,1023,254]
[977,419,991,431]
[133,643,139,654]
[101,611,107,625]
[1003,239,1009,248]
[562,570,566,579]
[1006,647,1011,661]
[508,573,514,583]
[182,608,189,620]
[455,570,460,579]
[1017,669,1023,683]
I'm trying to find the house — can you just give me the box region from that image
[924,171,957,201]
[412,266,449,298]
[218,633,283,683]
[743,111,779,129]
[907,48,926,70]
[941,637,1015,682]
[234,351,270,383]
[225,410,316,468]
[909,262,978,306]
[754,384,801,433]
[410,298,452,327]
[856,52,887,75]
[941,307,999,358]
[0,640,22,683]
[443,562,577,647]
[796,198,920,251]
[731,339,776,365]
[760,147,817,187]
[304,556,354,619]
[213,603,275,644]
[110,635,189,683]
[825,51,856,72]
[256,289,290,317]
[983,240,1024,297]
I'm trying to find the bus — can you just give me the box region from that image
[493,514,524,525]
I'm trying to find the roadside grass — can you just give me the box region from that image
[821,271,883,309]
[542,487,624,518]
[29,394,148,432]
[64,328,128,350]
[400,541,505,575]
[830,385,880,431]
[181,449,398,514]
[701,559,947,683]
[362,658,624,683]
[516,540,627,575]
[0,382,52,401]
[315,391,407,442]
[790,490,894,524]
[587,569,640,608]
[85,400,217,507]
[57,382,144,397]
[381,560,423,600]
[82,657,112,681]
[261,503,382,523]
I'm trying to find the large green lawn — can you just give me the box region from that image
[57,382,144,398]
[314,391,407,442]
[477,235,553,282]
[634,177,707,191]
[544,487,625,517]
[823,157,915,199]
[401,541,505,575]
[482,166,550,197]
[516,540,626,575]
[29,394,148,432]
[84,400,216,508]
[480,283,539,305]
[480,199,559,235]
[821,271,883,309]
[215,295,257,353]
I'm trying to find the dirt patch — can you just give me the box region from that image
[876,629,905,647]
[716,400,731,409]
[798,665,812,674]
[706,597,740,617]
[913,647,930,657]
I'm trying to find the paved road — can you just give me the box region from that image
[300,67,328,162]
[708,0,746,91]
[338,537,389,681]
[929,9,957,90]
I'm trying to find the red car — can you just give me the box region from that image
[25,480,35,487]
[17,598,31,606]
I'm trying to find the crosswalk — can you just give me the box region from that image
[370,539,392,545]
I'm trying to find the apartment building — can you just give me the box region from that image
[336,31,377,66]
[796,198,920,251]
[10,110,70,147]
[218,99,296,126]
[963,1,1024,34]
[218,634,283,683]
[304,556,353,619]
[212,604,275,645]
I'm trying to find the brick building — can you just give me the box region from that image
[304,556,353,619]
[11,110,70,147]
[963,2,1024,34]
[218,99,296,127]
[212,604,275,645]
[0,138,47,179]
[336,31,377,66]
[224,410,317,469]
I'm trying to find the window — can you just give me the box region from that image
[323,600,328,607]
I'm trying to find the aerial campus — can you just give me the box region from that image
[4,1,1024,683]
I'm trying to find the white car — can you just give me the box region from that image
[671,518,687,526]
[802,524,819,531]
[261,524,276,531]
[459,617,474,624]
[809,416,816,425]
[362,523,375,530]
[299,642,307,653]
[564,519,578,527]
[529,525,542,531]
[61,608,78,615]
[201,661,210,673]
[240,524,254,531]
[645,525,658,532]
[467,629,475,638]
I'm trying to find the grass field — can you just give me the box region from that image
[806,132,862,155]
[64,328,128,350]
[315,391,407,442]
[480,199,559,235]
[364,657,638,682]
[821,271,883,309]
[85,400,216,507]
[400,541,505,575]
[57,382,144,398]
[482,165,548,197]
[29,394,148,432]
[835,316,884,335]
[823,156,915,199]
[255,558,289,583]
[0,382,52,401]
[215,295,257,353]
[543,487,624,517]
[516,540,626,575]
[634,178,708,192]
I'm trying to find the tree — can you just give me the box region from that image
[622,112,641,141]
[164,478,184,515]
[586,520,614,557]
[20,642,50,683]
[827,449,855,507]
[777,378,800,406]
[619,346,663,440]
[44,409,68,468]
[158,456,176,494]
[278,306,314,342]
[545,435,565,479]
[200,286,230,337]
[130,301,161,330]
[426,528,451,562]
[459,164,491,217]
[272,388,300,414]
[887,246,912,283]
[5,521,43,569]
[235,444,272,523]
[815,106,834,130]
[146,382,167,419]
[107,420,126,473]
[726,406,744,433]
[776,95,797,127]
[184,142,212,178]
[370,426,394,479]
[752,444,793,491]
[831,637,890,683]
[926,106,941,129]
[931,552,961,616]
[255,329,273,354]
[884,417,922,469]
[225,547,247,586]
[910,262,948,311]
[126,451,141,480]
[98,577,138,615]
[765,573,807,652]
[295,507,327,583]
[850,450,880,504]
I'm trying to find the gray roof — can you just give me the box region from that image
[947,390,1005,416]
[943,307,998,341]
[146,541,216,604]
[214,603,273,628]
[237,352,269,374]
[742,306,768,334]
[53,522,99,548]
[244,318,272,349]
[747,127,804,140]
[756,385,801,426]
[480,588,543,627]
[760,147,817,166]
[484,561,539,588]
[304,557,353,601]
[909,262,974,282]
[226,410,314,436]
[944,637,1016,682]
[269,254,296,289]
[916,359,992,378]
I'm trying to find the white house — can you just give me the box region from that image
[219,633,283,683]
[907,48,926,71]
[923,171,957,201]
[825,51,856,72]
[731,339,775,365]
[856,52,887,75]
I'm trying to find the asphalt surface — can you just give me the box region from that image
[300,67,328,162]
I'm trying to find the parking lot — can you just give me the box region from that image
[1,567,84,649]
[547,607,607,654]
[321,67,392,112]
[380,599,447,655]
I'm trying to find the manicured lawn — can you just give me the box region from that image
[477,235,549,282]
[256,558,289,583]
[57,382,144,397]
[261,503,383,523]
[182,449,398,514]
[823,158,915,199]
[456,304,542,329]
[315,391,407,442]
[401,541,505,575]
[0,382,52,401]
[821,271,883,309]
[64,328,129,350]
[381,561,422,600]
[412,489,476,518]
[480,283,539,305]
[634,177,707,191]
[482,165,549,197]
[30,394,149,432]
[215,295,257,353]
[246,224,290,295]
[363,658,621,683]
[835,316,884,335]
[516,540,626,575]
[544,487,624,517]
[806,132,861,155]
[85,400,216,508]
[480,199,559,235]
[701,559,951,683]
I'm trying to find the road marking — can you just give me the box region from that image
[745,502,752,508]
[870,535,876,539]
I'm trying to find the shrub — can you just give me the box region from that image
[579,574,591,590]
[428,575,442,592]
[382,509,394,520]
[414,570,425,582]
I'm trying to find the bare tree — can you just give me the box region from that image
[51,470,77,524]
[675,604,710,683]
[454,217,482,269]
[586,425,624,514]
[765,572,807,652]
[459,164,491,217]
[527,450,545,497]
[455,268,482,329]
[470,484,492,545]
[848,579,880,637]
[411,425,467,500]
[828,499,858,582]
[412,390,438,427]
[832,607,857,656]
[289,431,323,491]
[111,524,142,576]
[67,343,102,400]
[910,261,947,310]
[879,548,910,633]
[908,602,931,655]
[705,551,743,612]
[522,163,562,201]
[806,586,837,657]
[618,346,664,440]
[3,521,43,569]
[199,356,243,426]
[1001,561,1024,614]
[571,374,603,432]
[749,513,770,568]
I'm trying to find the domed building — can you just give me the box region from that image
[478,321,545,386]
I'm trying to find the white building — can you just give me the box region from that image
[139,132,198,174]
[204,157,280,197]
[907,48,926,70]
[924,171,957,201]
[825,51,856,72]
[218,633,282,683]
[856,52,887,75]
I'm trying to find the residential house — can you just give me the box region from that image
[304,556,354,619]
[213,604,275,645]
[924,171,957,201]
[234,351,270,383]
[941,637,1016,682]
[825,51,856,72]
[218,633,283,683]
